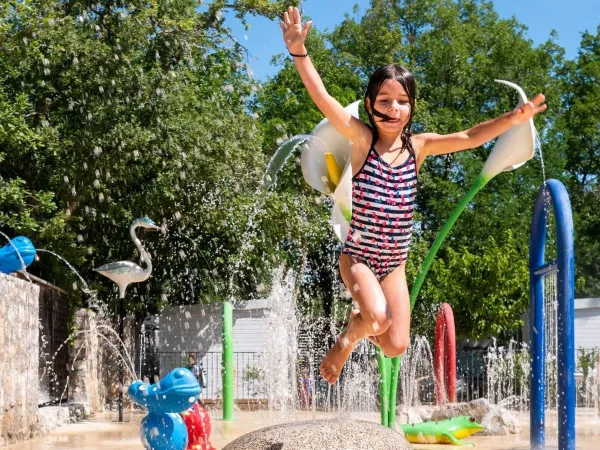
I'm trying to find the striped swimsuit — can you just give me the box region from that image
[342,142,418,278]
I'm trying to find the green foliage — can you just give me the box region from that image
[423,232,529,339]
[0,0,301,315]
[577,347,599,379]
[243,364,264,381]
[554,26,600,296]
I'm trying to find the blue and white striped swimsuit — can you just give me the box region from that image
[342,143,418,278]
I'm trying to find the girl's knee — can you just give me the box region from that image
[382,338,409,358]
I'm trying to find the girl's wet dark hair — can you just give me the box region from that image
[365,64,416,153]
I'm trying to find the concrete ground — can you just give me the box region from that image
[4,409,600,449]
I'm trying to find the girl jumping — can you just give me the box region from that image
[280,6,547,384]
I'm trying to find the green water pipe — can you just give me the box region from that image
[377,350,390,426]
[378,174,489,428]
[222,300,235,420]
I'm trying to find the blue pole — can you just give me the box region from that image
[549,181,576,450]
[530,185,548,450]
[529,179,575,450]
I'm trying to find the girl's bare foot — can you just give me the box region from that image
[319,310,361,384]
[319,335,354,384]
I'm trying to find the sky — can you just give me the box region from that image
[223,0,600,81]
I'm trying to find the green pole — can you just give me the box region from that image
[408,175,488,312]
[377,349,390,427]
[222,300,235,420]
[387,352,400,427]
[381,174,489,428]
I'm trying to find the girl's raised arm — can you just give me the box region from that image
[415,93,547,161]
[281,7,371,148]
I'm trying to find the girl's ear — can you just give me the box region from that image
[365,97,372,115]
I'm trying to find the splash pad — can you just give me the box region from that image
[2,79,592,449]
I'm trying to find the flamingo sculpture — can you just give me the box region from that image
[95,216,161,298]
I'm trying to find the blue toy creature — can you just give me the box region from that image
[129,368,201,450]
[0,236,36,274]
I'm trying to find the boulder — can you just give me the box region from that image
[224,419,413,450]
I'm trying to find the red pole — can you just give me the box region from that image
[434,307,446,405]
[434,303,456,404]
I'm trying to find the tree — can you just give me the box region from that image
[252,24,364,326]
[553,26,600,297]
[0,0,299,317]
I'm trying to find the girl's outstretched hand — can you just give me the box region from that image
[280,6,312,54]
[510,93,547,124]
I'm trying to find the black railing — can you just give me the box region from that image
[153,351,266,400]
[146,347,600,409]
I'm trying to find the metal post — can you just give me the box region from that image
[529,187,547,449]
[552,182,576,450]
[118,296,124,422]
[529,180,575,450]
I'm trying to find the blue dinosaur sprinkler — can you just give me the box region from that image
[129,368,201,450]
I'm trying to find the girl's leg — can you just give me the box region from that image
[373,265,411,357]
[319,254,392,384]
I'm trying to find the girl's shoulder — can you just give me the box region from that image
[409,134,428,173]
[353,124,376,151]
[349,126,376,176]
[409,133,426,154]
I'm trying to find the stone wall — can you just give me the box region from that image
[68,310,105,411]
[68,309,136,412]
[0,273,41,446]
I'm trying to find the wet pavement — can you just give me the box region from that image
[4,409,600,449]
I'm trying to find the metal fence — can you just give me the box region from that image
[454,346,600,410]
[150,346,600,410]
[154,351,265,400]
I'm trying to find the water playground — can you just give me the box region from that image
[1,72,599,450]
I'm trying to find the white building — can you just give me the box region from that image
[156,300,271,399]
[574,298,600,351]
[520,297,600,367]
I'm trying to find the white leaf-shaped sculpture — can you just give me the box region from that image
[300,101,360,242]
[481,80,538,181]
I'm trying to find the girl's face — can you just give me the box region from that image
[370,79,412,133]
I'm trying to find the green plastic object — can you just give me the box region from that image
[379,175,488,428]
[222,300,235,420]
[401,415,485,445]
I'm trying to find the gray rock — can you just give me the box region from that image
[67,402,90,423]
[38,407,59,434]
[406,407,424,424]
[430,398,491,422]
[38,406,70,434]
[223,419,413,450]
[57,405,70,425]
